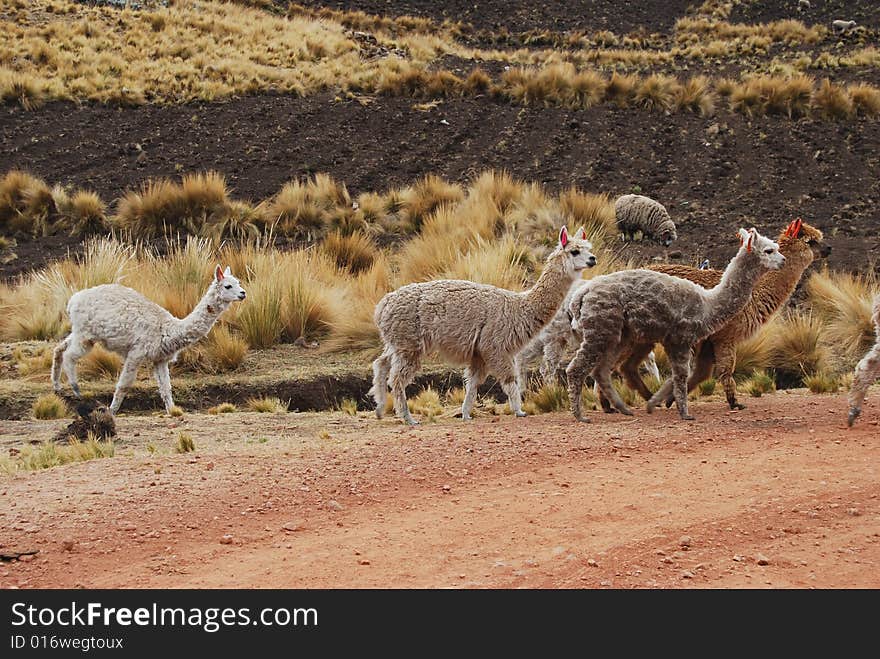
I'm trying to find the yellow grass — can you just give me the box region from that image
[32,392,68,419]
[1,435,115,475]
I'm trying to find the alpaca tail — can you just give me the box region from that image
[51,335,71,393]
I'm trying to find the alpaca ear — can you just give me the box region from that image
[559,225,569,248]
[575,226,588,240]
[747,228,757,252]
[737,228,749,246]
[224,265,232,277]
[792,218,803,238]
[215,264,224,281]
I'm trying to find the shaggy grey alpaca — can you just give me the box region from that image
[566,228,784,422]
[370,226,596,425]
[615,194,677,247]
[848,294,880,426]
[52,265,246,414]
[514,283,659,394]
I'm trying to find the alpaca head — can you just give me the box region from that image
[554,225,597,278]
[737,228,785,270]
[208,265,246,309]
[777,218,830,262]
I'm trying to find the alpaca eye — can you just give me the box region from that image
[764,248,774,254]
[570,249,580,256]
[224,284,232,290]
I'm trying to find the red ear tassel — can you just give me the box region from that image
[792,218,803,238]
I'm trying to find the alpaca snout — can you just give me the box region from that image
[238,290,247,300]
[586,255,597,267]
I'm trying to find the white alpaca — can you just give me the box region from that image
[848,294,880,426]
[51,265,246,414]
[370,226,596,425]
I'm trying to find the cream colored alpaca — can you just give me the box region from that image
[848,294,880,426]
[371,226,596,424]
[52,266,246,414]
[566,228,784,422]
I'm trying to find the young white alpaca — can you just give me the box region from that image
[566,228,784,422]
[370,226,596,425]
[847,294,880,427]
[51,265,246,414]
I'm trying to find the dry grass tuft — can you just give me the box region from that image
[32,392,68,420]
[1,435,114,475]
[320,230,378,274]
[176,431,196,453]
[807,269,878,369]
[246,396,288,413]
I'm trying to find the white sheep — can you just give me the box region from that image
[615,194,677,247]
[847,294,880,426]
[832,20,857,35]
[370,226,596,425]
[51,265,246,414]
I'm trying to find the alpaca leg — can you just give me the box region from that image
[596,381,615,413]
[539,334,568,385]
[497,360,527,418]
[619,344,656,402]
[848,344,880,426]
[369,348,392,419]
[388,351,420,425]
[714,342,743,410]
[462,365,487,421]
[595,355,632,416]
[60,336,90,399]
[109,355,142,415]
[566,338,607,422]
[647,378,674,413]
[153,361,175,414]
[665,341,714,407]
[667,346,694,420]
[643,351,661,381]
[51,335,71,394]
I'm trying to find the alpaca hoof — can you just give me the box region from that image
[462,414,473,421]
[664,397,674,408]
[404,418,420,426]
[848,408,860,427]
[575,415,591,423]
[602,407,618,414]
[375,409,384,419]
[681,414,695,421]
[619,407,634,417]
[729,402,745,411]
[515,411,528,418]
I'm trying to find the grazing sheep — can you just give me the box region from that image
[848,294,880,427]
[51,265,246,414]
[832,19,857,34]
[370,226,596,425]
[514,282,660,397]
[566,228,784,422]
[615,194,677,247]
[609,219,829,412]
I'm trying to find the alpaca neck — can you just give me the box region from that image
[703,250,764,333]
[521,252,575,337]
[165,290,224,354]
[750,251,812,322]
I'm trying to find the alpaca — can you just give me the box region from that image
[848,294,880,427]
[370,226,596,425]
[514,281,660,396]
[51,265,246,414]
[566,228,784,422]
[608,219,829,411]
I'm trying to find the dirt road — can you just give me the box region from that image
[1,390,877,588]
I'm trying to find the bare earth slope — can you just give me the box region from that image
[1,390,877,589]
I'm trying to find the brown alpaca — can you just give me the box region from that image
[608,219,829,411]
[566,228,785,422]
